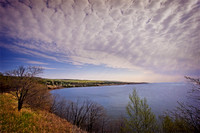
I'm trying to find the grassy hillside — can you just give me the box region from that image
[0,93,86,133]
[42,78,146,89]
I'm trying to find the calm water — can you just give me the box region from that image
[51,83,192,118]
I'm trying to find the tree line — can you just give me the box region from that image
[0,66,199,132]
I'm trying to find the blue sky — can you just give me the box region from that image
[0,0,200,82]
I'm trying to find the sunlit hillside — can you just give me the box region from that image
[0,93,86,133]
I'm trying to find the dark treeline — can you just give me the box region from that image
[0,66,199,133]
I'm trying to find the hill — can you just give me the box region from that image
[0,93,86,133]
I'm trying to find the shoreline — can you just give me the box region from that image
[47,82,148,90]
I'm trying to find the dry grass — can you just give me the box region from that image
[0,93,86,133]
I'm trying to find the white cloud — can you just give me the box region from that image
[42,67,56,70]
[0,0,200,78]
[26,61,48,65]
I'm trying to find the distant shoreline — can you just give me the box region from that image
[47,81,148,90]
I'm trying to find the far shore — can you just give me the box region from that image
[47,81,148,90]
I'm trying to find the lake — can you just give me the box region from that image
[51,82,193,119]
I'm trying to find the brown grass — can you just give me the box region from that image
[0,93,86,133]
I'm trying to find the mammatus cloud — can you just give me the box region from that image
[0,0,200,77]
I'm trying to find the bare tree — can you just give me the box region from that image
[51,97,107,132]
[173,76,200,132]
[5,66,43,111]
[85,102,106,132]
[24,83,52,110]
[161,76,200,133]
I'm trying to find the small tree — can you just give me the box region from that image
[123,89,157,133]
[168,76,200,132]
[5,66,43,111]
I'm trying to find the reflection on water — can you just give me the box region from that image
[51,83,192,118]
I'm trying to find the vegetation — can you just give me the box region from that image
[0,93,86,133]
[160,115,192,133]
[3,66,47,111]
[0,66,87,132]
[123,89,158,133]
[160,76,200,133]
[122,76,200,133]
[51,96,116,132]
[1,65,199,132]
[179,76,200,132]
[42,78,146,89]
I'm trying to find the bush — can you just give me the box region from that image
[123,89,158,133]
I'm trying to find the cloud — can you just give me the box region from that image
[26,60,48,65]
[41,67,56,70]
[0,0,200,77]
[15,58,56,70]
[16,58,49,65]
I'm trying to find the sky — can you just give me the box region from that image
[0,0,200,82]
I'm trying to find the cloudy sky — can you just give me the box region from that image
[0,0,200,82]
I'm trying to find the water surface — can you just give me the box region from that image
[51,83,192,118]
